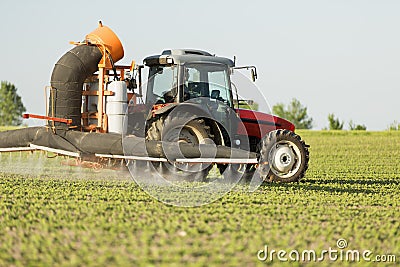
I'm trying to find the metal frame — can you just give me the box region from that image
[95,153,168,162]
[29,144,80,158]
[174,158,258,164]
[0,147,36,152]
[1,147,257,165]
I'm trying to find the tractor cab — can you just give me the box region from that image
[143,49,235,107]
[139,49,240,148]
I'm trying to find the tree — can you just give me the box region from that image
[387,121,400,131]
[0,81,26,126]
[349,120,367,131]
[327,113,344,130]
[272,98,313,129]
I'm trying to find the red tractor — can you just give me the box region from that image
[127,48,310,183]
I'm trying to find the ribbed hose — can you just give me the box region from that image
[50,45,102,131]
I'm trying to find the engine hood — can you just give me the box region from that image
[236,108,295,138]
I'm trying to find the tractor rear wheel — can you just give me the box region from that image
[259,129,309,183]
[146,114,213,182]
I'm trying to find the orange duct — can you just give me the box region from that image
[86,21,124,65]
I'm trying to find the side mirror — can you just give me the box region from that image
[232,65,258,82]
[251,68,257,82]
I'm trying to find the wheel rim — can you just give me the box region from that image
[268,140,302,179]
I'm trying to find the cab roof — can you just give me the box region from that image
[144,49,235,67]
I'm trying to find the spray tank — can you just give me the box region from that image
[105,81,128,134]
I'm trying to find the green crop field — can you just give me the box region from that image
[0,131,399,266]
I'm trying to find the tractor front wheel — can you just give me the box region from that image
[258,129,309,183]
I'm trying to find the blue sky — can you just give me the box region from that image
[1,0,399,130]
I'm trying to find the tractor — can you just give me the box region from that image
[125,49,309,182]
[0,22,309,184]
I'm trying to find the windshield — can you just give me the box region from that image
[184,63,232,107]
[146,65,179,104]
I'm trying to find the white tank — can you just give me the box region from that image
[107,81,127,102]
[106,81,128,134]
[107,114,128,134]
[106,102,127,115]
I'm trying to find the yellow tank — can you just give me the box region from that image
[86,22,124,63]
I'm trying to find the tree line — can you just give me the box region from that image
[272,98,399,131]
